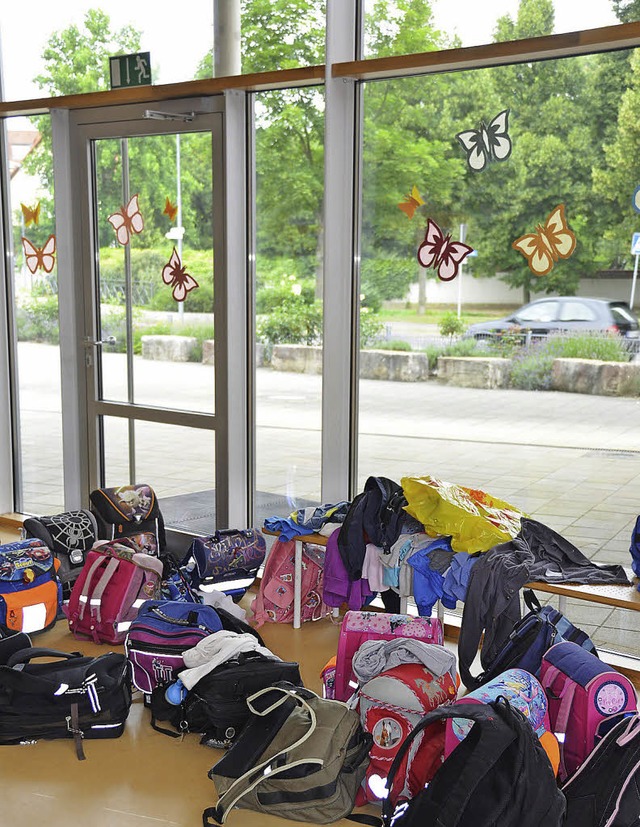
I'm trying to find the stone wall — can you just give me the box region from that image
[436,356,511,389]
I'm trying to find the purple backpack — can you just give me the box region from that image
[125,600,223,694]
[182,529,266,598]
[540,640,638,780]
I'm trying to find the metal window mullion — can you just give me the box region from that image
[322,0,360,503]
[120,137,136,483]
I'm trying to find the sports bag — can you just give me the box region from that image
[562,712,640,826]
[0,539,62,634]
[182,528,266,598]
[0,646,132,760]
[353,641,458,805]
[381,699,566,827]
[444,668,560,776]
[334,610,444,702]
[66,538,163,645]
[540,640,638,781]
[250,538,329,627]
[155,650,303,748]
[205,682,372,825]
[462,588,597,690]
[89,483,166,554]
[125,600,224,694]
[23,509,98,600]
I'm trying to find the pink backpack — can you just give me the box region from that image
[540,640,638,780]
[334,611,444,702]
[250,538,329,627]
[67,538,163,645]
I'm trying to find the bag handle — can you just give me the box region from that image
[210,684,322,824]
[7,648,83,668]
[522,588,542,613]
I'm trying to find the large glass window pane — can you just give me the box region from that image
[101,416,215,533]
[363,1,624,58]
[253,88,325,522]
[357,47,640,657]
[8,113,63,515]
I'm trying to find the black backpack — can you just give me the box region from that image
[23,509,98,599]
[89,483,166,554]
[563,712,640,826]
[381,699,566,827]
[150,650,303,748]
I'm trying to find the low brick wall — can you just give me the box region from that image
[359,349,430,381]
[271,344,323,374]
[436,356,511,389]
[141,335,197,362]
[202,340,215,366]
[551,358,640,396]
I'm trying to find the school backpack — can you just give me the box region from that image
[124,599,224,695]
[334,610,444,702]
[205,682,372,825]
[181,528,266,599]
[66,537,163,645]
[0,539,62,634]
[460,588,597,690]
[562,712,640,826]
[540,640,638,781]
[89,483,166,554]
[155,649,304,748]
[23,509,98,600]
[352,640,458,805]
[250,538,329,627]
[444,668,560,776]
[381,698,566,827]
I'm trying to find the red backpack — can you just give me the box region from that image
[250,538,329,627]
[67,538,163,644]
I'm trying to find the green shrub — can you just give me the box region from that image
[372,339,412,351]
[257,297,323,345]
[509,348,555,390]
[359,310,384,347]
[423,338,482,371]
[543,331,629,362]
[16,296,60,343]
[256,279,316,314]
[439,311,466,339]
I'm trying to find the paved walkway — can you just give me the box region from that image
[14,342,640,655]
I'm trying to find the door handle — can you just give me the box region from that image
[84,336,116,347]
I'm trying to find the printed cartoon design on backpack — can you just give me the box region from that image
[89,483,166,554]
[0,539,62,635]
[250,538,329,627]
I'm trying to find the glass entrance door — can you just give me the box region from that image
[73,100,226,534]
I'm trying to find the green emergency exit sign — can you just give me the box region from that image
[109,52,152,89]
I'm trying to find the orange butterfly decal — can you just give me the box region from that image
[162,247,199,302]
[512,204,576,277]
[108,194,144,246]
[21,201,41,226]
[21,235,56,274]
[398,185,425,219]
[163,197,178,222]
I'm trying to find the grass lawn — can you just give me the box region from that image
[377,303,520,327]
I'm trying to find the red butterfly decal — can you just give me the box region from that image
[21,235,56,274]
[162,247,199,302]
[108,194,144,246]
[417,219,474,282]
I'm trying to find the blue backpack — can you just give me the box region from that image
[471,588,597,688]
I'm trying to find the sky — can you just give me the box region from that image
[0,0,621,103]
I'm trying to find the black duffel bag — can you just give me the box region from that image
[151,650,303,748]
[0,646,132,759]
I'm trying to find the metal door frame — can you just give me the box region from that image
[51,93,250,531]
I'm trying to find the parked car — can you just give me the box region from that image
[464,297,640,345]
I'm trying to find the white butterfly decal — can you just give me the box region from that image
[456,109,512,172]
[417,219,474,282]
[108,194,144,246]
[162,247,199,302]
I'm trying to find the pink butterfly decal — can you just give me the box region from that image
[162,247,199,302]
[108,194,144,246]
[417,219,474,281]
